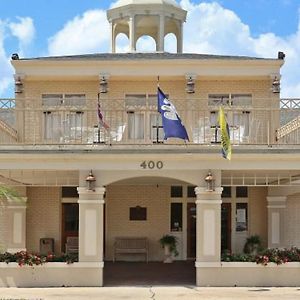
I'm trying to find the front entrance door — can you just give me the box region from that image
[62,203,79,252]
[221,203,231,253]
[187,203,196,258]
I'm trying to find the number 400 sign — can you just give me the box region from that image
[140,161,163,169]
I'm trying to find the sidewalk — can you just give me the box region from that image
[0,286,300,300]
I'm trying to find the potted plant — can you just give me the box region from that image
[159,234,178,263]
[243,235,262,255]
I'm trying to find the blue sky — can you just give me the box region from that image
[1,0,300,97]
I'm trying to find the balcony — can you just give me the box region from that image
[0,98,299,146]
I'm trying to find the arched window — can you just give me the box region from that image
[115,33,130,53]
[164,33,177,53]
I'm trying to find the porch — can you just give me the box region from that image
[104,261,195,286]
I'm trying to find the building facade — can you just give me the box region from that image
[0,0,300,287]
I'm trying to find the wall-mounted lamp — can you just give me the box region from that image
[186,76,195,94]
[99,75,109,93]
[272,76,280,93]
[86,170,96,191]
[205,171,215,192]
[185,74,196,94]
[14,75,24,94]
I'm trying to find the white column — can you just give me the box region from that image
[6,197,27,253]
[177,22,183,53]
[267,196,286,248]
[158,14,165,52]
[129,15,136,52]
[77,187,105,262]
[195,187,222,263]
[110,21,116,53]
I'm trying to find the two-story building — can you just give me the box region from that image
[0,0,300,287]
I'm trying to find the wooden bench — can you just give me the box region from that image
[113,237,148,262]
[65,236,79,255]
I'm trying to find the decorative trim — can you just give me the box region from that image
[78,200,105,205]
[267,205,286,209]
[6,248,26,253]
[267,196,287,202]
[195,200,222,205]
[195,187,223,195]
[77,187,106,195]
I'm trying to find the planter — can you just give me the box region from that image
[163,245,173,263]
[0,262,104,287]
[195,262,300,287]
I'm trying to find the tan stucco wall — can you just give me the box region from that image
[105,185,170,261]
[248,187,268,248]
[26,187,61,254]
[284,193,300,247]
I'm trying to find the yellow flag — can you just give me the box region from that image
[218,107,232,160]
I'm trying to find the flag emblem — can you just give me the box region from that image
[218,106,232,160]
[157,87,189,141]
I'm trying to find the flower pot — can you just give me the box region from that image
[163,245,173,263]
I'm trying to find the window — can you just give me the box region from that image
[125,94,162,142]
[208,94,252,143]
[129,206,147,221]
[171,203,182,231]
[236,186,248,198]
[171,186,183,197]
[44,111,84,142]
[62,187,78,198]
[187,186,196,198]
[222,187,232,198]
[236,203,248,231]
[42,94,86,142]
[42,94,86,107]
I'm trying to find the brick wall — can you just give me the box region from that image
[105,185,170,261]
[26,187,61,254]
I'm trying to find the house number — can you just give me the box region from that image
[140,161,163,169]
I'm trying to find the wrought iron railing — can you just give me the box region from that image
[0,98,298,146]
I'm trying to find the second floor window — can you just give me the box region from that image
[42,94,86,142]
[209,94,252,143]
[125,94,163,142]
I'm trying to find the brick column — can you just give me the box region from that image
[267,196,286,248]
[6,197,27,253]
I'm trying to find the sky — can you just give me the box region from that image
[0,0,300,97]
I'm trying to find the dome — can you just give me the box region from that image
[111,0,180,9]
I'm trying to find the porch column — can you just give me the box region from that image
[77,187,105,286]
[6,197,27,253]
[195,187,222,262]
[267,196,286,248]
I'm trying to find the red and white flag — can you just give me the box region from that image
[97,102,109,130]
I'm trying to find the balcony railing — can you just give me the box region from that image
[0,98,298,146]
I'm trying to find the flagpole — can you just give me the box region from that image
[157,76,160,87]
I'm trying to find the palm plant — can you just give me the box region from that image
[0,185,21,206]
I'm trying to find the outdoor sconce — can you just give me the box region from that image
[186,76,195,94]
[99,76,108,93]
[14,75,24,94]
[272,76,280,93]
[85,170,96,191]
[205,171,215,192]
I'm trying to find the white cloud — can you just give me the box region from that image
[180,0,300,97]
[48,10,110,56]
[8,17,35,55]
[0,17,35,97]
